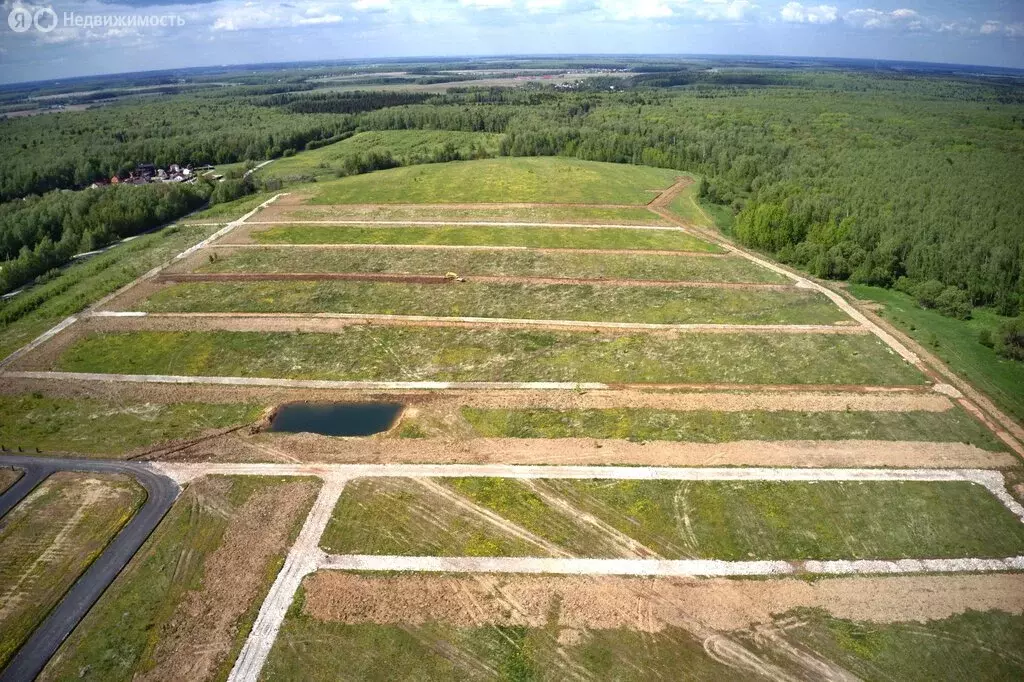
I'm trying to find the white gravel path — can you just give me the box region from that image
[226,475,346,682]
[320,553,1024,577]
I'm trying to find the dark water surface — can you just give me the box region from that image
[268,402,403,436]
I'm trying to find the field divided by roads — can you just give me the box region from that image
[2,157,1023,681]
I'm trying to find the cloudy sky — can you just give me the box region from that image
[1,0,1021,84]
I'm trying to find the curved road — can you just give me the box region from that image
[0,455,180,682]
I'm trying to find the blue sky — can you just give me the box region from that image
[1,0,1022,83]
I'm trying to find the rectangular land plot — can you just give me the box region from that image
[50,328,926,385]
[264,573,1024,682]
[40,475,320,682]
[0,394,262,457]
[246,224,722,252]
[456,406,1007,451]
[321,477,1024,560]
[134,281,846,325]
[0,472,145,668]
[305,158,680,204]
[187,247,786,283]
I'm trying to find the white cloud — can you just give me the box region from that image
[351,0,392,11]
[693,0,756,22]
[979,20,1024,37]
[598,0,675,21]
[780,2,837,25]
[844,7,920,31]
[460,0,516,8]
[525,0,566,13]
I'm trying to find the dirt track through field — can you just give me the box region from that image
[157,272,794,290]
[301,572,1024,630]
[84,311,868,336]
[205,242,731,257]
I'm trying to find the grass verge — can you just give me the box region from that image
[54,328,926,386]
[0,394,262,457]
[194,247,786,283]
[0,472,145,668]
[40,475,320,682]
[850,284,1024,424]
[138,280,844,325]
[251,224,721,252]
[458,406,1007,451]
[0,224,219,361]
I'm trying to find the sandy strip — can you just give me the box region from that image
[88,311,867,335]
[320,553,1024,578]
[157,272,794,290]
[205,243,731,257]
[301,572,1024,629]
[242,220,688,231]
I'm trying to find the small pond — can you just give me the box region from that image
[268,402,403,437]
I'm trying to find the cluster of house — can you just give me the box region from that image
[91,163,205,189]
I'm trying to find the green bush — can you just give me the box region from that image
[978,328,995,348]
[997,318,1024,361]
[935,286,972,320]
[914,280,946,309]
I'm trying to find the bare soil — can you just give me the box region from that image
[159,431,1014,469]
[47,311,870,338]
[302,571,1024,630]
[0,467,21,494]
[155,272,793,290]
[135,476,318,682]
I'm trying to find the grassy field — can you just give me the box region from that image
[41,475,319,682]
[54,328,926,385]
[283,204,667,224]
[257,130,503,182]
[251,224,722,252]
[264,596,1024,682]
[0,223,219,361]
[0,394,262,456]
[322,477,1024,560]
[138,280,844,325]
[193,247,786,283]
[667,177,736,233]
[0,472,145,668]
[850,284,1024,424]
[185,191,276,222]
[457,406,1007,451]
[306,158,680,204]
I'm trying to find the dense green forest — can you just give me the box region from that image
[2,61,1022,316]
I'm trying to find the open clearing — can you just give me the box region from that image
[263,573,1024,681]
[43,328,924,385]
[40,475,319,682]
[130,280,845,325]
[180,245,785,283]
[302,158,680,204]
[0,472,145,668]
[320,476,1024,560]
[256,130,503,183]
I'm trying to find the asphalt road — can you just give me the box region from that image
[0,455,180,682]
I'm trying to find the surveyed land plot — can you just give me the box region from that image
[132,280,847,326]
[261,203,670,225]
[44,327,925,385]
[265,573,1024,682]
[303,157,681,205]
[0,472,145,668]
[321,477,1024,561]
[40,475,320,682]
[182,246,787,284]
[239,223,723,252]
[398,404,1007,452]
